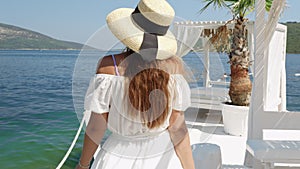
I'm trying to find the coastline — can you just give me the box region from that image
[0,49,299,54]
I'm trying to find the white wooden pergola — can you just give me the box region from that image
[174,0,300,168]
[173,21,256,111]
[247,0,300,168]
[174,20,255,88]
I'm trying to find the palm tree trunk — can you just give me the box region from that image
[229,17,252,106]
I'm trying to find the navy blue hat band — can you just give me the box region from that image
[131,6,169,36]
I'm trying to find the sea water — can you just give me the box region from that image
[0,50,299,168]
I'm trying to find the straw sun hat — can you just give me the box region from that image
[106,0,177,61]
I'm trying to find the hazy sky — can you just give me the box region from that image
[0,0,299,43]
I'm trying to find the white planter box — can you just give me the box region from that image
[221,103,249,137]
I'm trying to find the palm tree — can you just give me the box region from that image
[200,0,273,106]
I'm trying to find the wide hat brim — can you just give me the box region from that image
[106,8,177,60]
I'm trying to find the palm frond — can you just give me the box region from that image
[231,0,255,17]
[199,0,231,14]
[214,0,228,8]
[199,0,274,16]
[265,0,273,11]
[199,0,215,14]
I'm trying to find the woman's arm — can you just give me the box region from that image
[76,112,108,169]
[76,54,119,168]
[168,110,195,169]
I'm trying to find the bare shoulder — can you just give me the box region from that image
[96,55,114,74]
[96,53,127,75]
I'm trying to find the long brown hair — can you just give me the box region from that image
[122,49,184,129]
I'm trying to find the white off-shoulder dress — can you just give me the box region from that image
[84,74,191,169]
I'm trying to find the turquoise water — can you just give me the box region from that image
[0,50,81,168]
[0,50,299,168]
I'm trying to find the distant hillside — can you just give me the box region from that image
[0,23,83,50]
[1,22,299,52]
[283,22,300,54]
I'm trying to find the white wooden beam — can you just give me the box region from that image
[249,0,267,140]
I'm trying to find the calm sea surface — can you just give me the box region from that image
[0,50,299,168]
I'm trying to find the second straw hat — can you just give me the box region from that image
[106,0,177,60]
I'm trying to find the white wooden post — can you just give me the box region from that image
[245,0,266,168]
[264,0,287,112]
[203,43,210,87]
[249,0,266,140]
[280,25,287,111]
